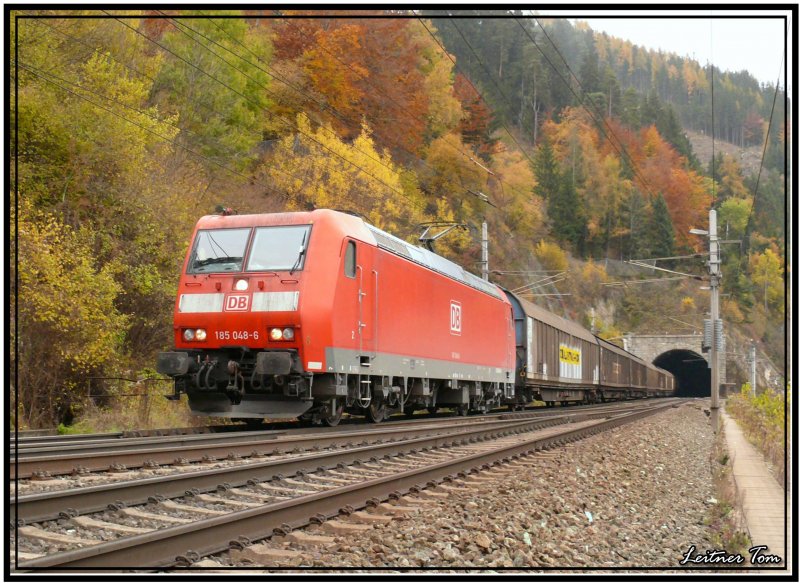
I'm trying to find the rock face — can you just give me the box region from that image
[226,404,716,572]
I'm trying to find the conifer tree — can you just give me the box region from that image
[549,167,587,253]
[648,193,675,260]
[532,136,560,202]
[626,190,649,259]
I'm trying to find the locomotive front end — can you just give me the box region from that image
[157,213,319,419]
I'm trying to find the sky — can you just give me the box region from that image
[532,10,789,88]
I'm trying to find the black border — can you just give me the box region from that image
[6,4,796,581]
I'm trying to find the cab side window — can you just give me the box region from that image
[344,241,356,278]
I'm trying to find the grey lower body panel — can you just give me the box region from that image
[324,347,512,385]
[187,393,313,419]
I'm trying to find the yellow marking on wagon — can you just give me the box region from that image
[559,345,581,365]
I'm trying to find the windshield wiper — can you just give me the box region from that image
[193,256,242,268]
[289,231,308,275]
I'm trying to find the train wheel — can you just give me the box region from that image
[427,406,438,415]
[456,404,469,417]
[321,403,344,427]
[367,401,387,423]
[404,407,417,419]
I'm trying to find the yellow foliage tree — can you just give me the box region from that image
[750,248,785,314]
[262,113,427,235]
[14,199,128,427]
[534,239,568,272]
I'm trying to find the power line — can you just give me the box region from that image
[159,13,405,180]
[743,56,785,253]
[443,18,536,167]
[104,12,424,210]
[275,13,527,204]
[200,14,509,211]
[17,19,342,203]
[26,13,515,250]
[17,59,316,198]
[517,18,663,205]
[21,16,229,135]
[203,17,353,127]
[17,61,289,200]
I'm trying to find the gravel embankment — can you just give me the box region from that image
[227,402,716,571]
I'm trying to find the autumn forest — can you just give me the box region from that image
[10,10,787,428]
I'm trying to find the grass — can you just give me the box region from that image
[726,384,787,485]
[59,388,201,434]
[705,423,751,564]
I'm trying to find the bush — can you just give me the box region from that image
[533,239,568,272]
[726,384,787,484]
[14,200,127,428]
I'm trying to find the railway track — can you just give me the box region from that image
[11,399,683,570]
[9,399,666,447]
[9,401,657,481]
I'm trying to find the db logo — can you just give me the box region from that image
[450,301,462,335]
[224,294,250,311]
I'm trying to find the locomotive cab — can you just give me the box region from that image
[157,211,335,419]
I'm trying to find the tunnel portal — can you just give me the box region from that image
[653,349,710,398]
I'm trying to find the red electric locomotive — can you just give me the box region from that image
[157,209,516,425]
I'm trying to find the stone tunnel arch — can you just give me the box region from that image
[653,349,710,398]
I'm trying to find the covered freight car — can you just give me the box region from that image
[504,291,601,406]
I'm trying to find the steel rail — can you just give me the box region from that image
[11,429,285,460]
[17,402,676,569]
[11,414,578,524]
[9,399,672,451]
[10,407,623,479]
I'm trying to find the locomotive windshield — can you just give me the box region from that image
[246,225,311,272]
[188,225,312,273]
[188,228,250,273]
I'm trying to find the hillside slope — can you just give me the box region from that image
[686,130,765,176]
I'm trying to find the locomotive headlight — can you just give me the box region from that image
[183,329,195,342]
[195,328,207,341]
[234,278,248,291]
[269,328,283,341]
[282,327,295,341]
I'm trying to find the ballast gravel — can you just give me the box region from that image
[227,402,716,571]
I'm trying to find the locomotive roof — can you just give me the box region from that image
[364,224,504,300]
[194,210,504,300]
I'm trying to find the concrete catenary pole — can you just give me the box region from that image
[481,219,489,281]
[709,209,720,412]
[750,341,757,397]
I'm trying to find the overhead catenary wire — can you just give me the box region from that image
[103,11,426,211]
[441,17,537,167]
[743,54,785,253]
[602,275,689,287]
[17,61,290,201]
[517,18,663,206]
[18,16,378,215]
[510,271,567,293]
